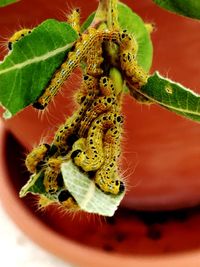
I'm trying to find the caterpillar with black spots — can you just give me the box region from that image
[71,112,116,172]
[33,29,121,110]
[8,28,32,50]
[94,114,124,195]
[52,74,98,154]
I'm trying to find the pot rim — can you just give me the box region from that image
[1,121,200,267]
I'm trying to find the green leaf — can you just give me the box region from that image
[81,13,95,33]
[139,72,200,122]
[61,161,125,217]
[19,171,46,197]
[81,2,153,72]
[118,3,153,72]
[0,0,18,7]
[153,0,200,20]
[0,19,78,117]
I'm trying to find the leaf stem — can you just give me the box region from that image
[90,0,119,29]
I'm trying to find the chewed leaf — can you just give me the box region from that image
[139,72,200,122]
[0,19,78,117]
[0,0,18,7]
[81,2,153,72]
[19,171,46,198]
[61,160,125,217]
[153,0,200,20]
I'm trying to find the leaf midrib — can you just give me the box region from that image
[0,41,75,75]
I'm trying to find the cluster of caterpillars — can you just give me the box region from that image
[12,8,148,211]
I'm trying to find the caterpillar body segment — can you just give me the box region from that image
[78,95,116,137]
[52,75,98,153]
[99,76,116,97]
[119,30,148,88]
[67,8,81,34]
[58,190,79,211]
[108,0,119,30]
[120,51,148,86]
[8,28,32,50]
[75,74,99,105]
[37,195,54,210]
[25,143,50,173]
[43,158,63,194]
[94,114,124,195]
[86,39,103,77]
[72,112,116,172]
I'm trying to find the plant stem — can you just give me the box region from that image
[91,0,119,29]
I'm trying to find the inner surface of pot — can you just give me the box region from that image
[3,130,200,256]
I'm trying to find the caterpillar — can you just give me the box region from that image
[52,74,98,154]
[25,143,50,173]
[37,194,54,210]
[94,114,124,195]
[71,112,116,172]
[74,74,99,105]
[78,75,121,137]
[108,0,119,30]
[78,94,116,137]
[67,8,81,34]
[86,38,103,77]
[8,28,32,50]
[99,76,116,96]
[58,190,79,211]
[43,158,63,194]
[33,29,121,110]
[119,30,148,87]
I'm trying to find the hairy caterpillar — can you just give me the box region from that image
[52,75,98,154]
[99,76,116,96]
[86,39,103,77]
[43,158,64,194]
[58,190,79,211]
[74,74,99,105]
[37,194,54,210]
[78,75,122,137]
[8,28,32,50]
[94,114,124,195]
[25,143,50,173]
[33,29,121,110]
[71,112,116,172]
[119,30,148,87]
[67,8,81,34]
[108,0,119,30]
[78,94,117,137]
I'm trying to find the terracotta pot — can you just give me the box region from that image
[1,0,200,266]
[2,123,200,267]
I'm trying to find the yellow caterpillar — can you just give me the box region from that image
[67,8,81,34]
[94,114,124,195]
[25,143,50,173]
[74,74,99,105]
[33,29,121,110]
[52,75,98,154]
[58,190,79,211]
[71,112,116,172]
[86,38,103,77]
[99,76,116,96]
[8,28,32,50]
[78,94,117,137]
[43,158,63,194]
[119,30,148,87]
[37,195,54,210]
[78,75,121,137]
